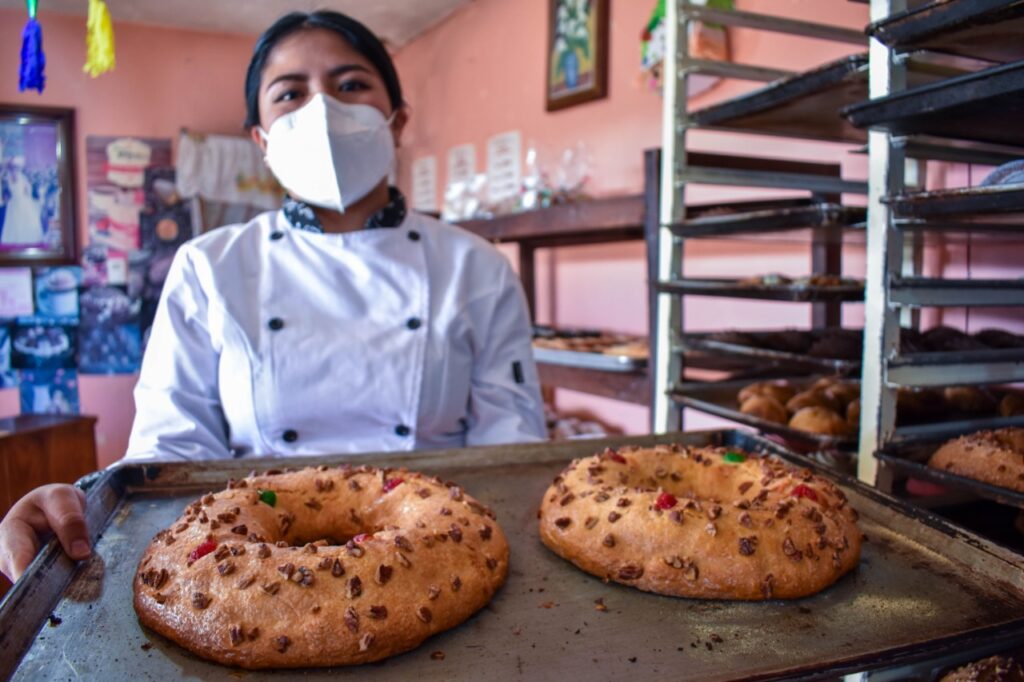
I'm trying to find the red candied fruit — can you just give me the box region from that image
[353,533,373,544]
[188,540,217,563]
[791,484,819,502]
[655,492,678,510]
[605,451,627,464]
[382,478,404,493]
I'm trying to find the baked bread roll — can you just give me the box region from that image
[789,407,850,437]
[738,381,796,407]
[134,465,508,668]
[740,395,789,425]
[786,390,842,415]
[1000,392,1024,418]
[928,428,1024,493]
[538,445,862,600]
[943,386,998,414]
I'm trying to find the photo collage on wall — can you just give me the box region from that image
[0,135,195,416]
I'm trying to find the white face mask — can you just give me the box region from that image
[259,94,397,213]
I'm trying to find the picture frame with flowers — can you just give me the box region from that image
[546,0,610,112]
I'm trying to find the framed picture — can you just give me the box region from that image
[0,105,78,265]
[546,0,610,112]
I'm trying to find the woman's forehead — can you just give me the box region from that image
[262,28,376,81]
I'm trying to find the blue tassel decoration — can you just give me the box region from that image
[19,18,46,93]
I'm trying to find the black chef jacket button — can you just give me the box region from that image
[406,317,422,330]
[283,429,298,443]
[395,424,411,437]
[270,231,284,241]
[268,318,285,331]
[408,230,421,242]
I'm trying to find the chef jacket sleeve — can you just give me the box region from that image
[465,261,547,446]
[124,245,232,461]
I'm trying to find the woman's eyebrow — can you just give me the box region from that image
[265,64,371,92]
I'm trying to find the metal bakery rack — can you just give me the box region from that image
[845,0,1024,496]
[648,2,871,441]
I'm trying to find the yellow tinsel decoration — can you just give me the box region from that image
[83,0,115,77]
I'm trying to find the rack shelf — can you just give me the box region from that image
[690,54,954,144]
[844,60,1024,147]
[655,278,864,302]
[867,0,1024,64]
[890,278,1024,307]
[887,184,1024,218]
[670,201,865,238]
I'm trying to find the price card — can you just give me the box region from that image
[487,131,522,203]
[411,156,439,213]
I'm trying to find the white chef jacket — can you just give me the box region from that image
[125,209,546,461]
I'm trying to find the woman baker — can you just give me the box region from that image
[0,10,545,582]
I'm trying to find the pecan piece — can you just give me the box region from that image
[617,564,644,581]
[275,635,290,653]
[427,585,441,600]
[230,524,248,536]
[375,564,393,585]
[277,562,295,580]
[449,524,463,542]
[584,516,598,530]
[450,576,462,592]
[257,543,272,559]
[608,512,621,523]
[230,625,245,646]
[368,605,388,620]
[217,560,235,577]
[738,536,758,556]
[554,517,572,529]
[417,606,433,623]
[478,525,493,541]
[261,582,280,595]
[331,558,346,577]
[395,535,414,552]
[236,575,256,590]
[358,633,374,652]
[191,592,210,609]
[602,534,615,548]
[347,576,363,598]
[344,606,359,633]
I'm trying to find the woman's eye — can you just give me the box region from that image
[273,89,301,103]
[338,80,369,93]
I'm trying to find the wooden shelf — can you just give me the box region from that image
[458,195,645,247]
[536,362,649,406]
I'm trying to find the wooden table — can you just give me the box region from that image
[0,415,97,599]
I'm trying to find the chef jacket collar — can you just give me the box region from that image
[282,186,408,234]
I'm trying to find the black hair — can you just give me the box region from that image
[244,11,403,129]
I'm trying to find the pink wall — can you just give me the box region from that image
[394,0,871,434]
[0,9,255,466]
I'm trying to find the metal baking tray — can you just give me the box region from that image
[678,333,861,374]
[691,55,871,143]
[867,0,1024,64]
[843,60,1024,147]
[877,435,1024,510]
[656,279,864,303]
[670,379,857,451]
[4,431,1024,681]
[691,54,966,144]
[887,185,1024,219]
[533,347,647,373]
[670,203,867,238]
[670,379,1024,451]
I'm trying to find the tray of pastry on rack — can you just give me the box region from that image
[657,274,865,303]
[531,326,648,372]
[680,328,865,375]
[876,418,1024,510]
[672,376,1024,452]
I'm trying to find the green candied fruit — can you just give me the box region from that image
[258,489,277,507]
[723,451,747,464]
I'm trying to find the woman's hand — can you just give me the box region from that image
[0,484,90,582]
